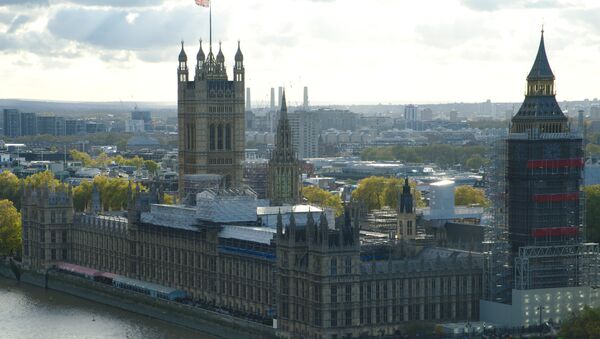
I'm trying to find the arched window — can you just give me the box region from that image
[217,124,223,150]
[225,124,232,150]
[209,124,215,150]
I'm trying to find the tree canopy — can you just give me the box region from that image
[302,185,343,217]
[585,185,600,244]
[454,185,488,206]
[72,176,145,212]
[559,306,600,338]
[0,171,21,209]
[351,176,423,211]
[70,150,158,172]
[0,199,22,256]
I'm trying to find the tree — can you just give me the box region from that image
[70,149,93,167]
[351,176,423,211]
[0,199,21,256]
[585,185,600,243]
[144,160,159,175]
[465,155,485,170]
[454,185,488,206]
[24,170,60,189]
[559,306,600,338]
[302,186,343,217]
[73,180,93,212]
[0,171,21,209]
[163,193,175,205]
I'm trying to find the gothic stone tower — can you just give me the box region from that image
[507,30,583,288]
[396,177,416,240]
[177,40,245,194]
[21,183,74,270]
[268,90,301,206]
[276,209,361,338]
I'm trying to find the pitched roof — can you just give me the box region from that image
[527,31,555,81]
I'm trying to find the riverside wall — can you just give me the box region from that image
[0,260,276,339]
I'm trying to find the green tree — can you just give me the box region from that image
[585,185,600,243]
[24,170,60,189]
[73,180,93,212]
[302,186,343,217]
[559,306,600,338]
[0,171,21,209]
[352,176,423,211]
[144,160,159,175]
[0,199,22,256]
[454,185,488,206]
[70,149,93,167]
[465,155,485,170]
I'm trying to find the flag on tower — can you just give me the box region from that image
[195,0,210,7]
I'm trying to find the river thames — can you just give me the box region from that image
[0,277,216,339]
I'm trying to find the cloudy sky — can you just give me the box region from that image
[0,0,599,106]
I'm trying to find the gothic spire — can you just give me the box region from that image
[178,41,187,62]
[235,40,243,62]
[527,28,555,81]
[399,177,414,214]
[197,39,205,62]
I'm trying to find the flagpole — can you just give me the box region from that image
[209,2,212,49]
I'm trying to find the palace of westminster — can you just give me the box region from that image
[19,31,600,338]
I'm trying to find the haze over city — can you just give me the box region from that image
[1,0,599,105]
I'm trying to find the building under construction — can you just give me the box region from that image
[480,30,600,327]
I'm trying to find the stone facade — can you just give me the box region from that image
[177,41,245,192]
[268,91,301,206]
[22,186,482,338]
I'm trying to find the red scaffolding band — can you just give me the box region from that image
[532,192,580,203]
[532,227,578,237]
[527,158,584,169]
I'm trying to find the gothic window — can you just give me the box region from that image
[330,258,337,275]
[331,285,337,303]
[209,124,215,150]
[345,256,351,274]
[217,124,223,149]
[225,124,232,150]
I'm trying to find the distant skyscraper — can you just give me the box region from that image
[289,110,319,159]
[404,104,418,130]
[303,86,309,110]
[270,87,275,111]
[3,109,21,137]
[420,108,433,121]
[131,110,153,131]
[37,116,64,136]
[177,40,245,191]
[268,91,300,206]
[20,112,37,136]
[246,87,252,111]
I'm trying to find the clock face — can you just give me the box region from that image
[544,143,561,159]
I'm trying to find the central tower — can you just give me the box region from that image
[177,40,245,193]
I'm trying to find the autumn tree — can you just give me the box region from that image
[0,171,21,209]
[24,170,60,189]
[302,185,343,217]
[454,185,488,206]
[72,176,145,212]
[0,199,22,256]
[351,176,423,211]
[585,185,600,243]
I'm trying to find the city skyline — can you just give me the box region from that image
[0,0,599,105]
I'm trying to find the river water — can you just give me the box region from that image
[0,277,216,339]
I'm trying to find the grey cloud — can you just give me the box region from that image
[47,6,230,62]
[0,0,48,6]
[461,0,565,11]
[67,0,164,7]
[7,15,32,33]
